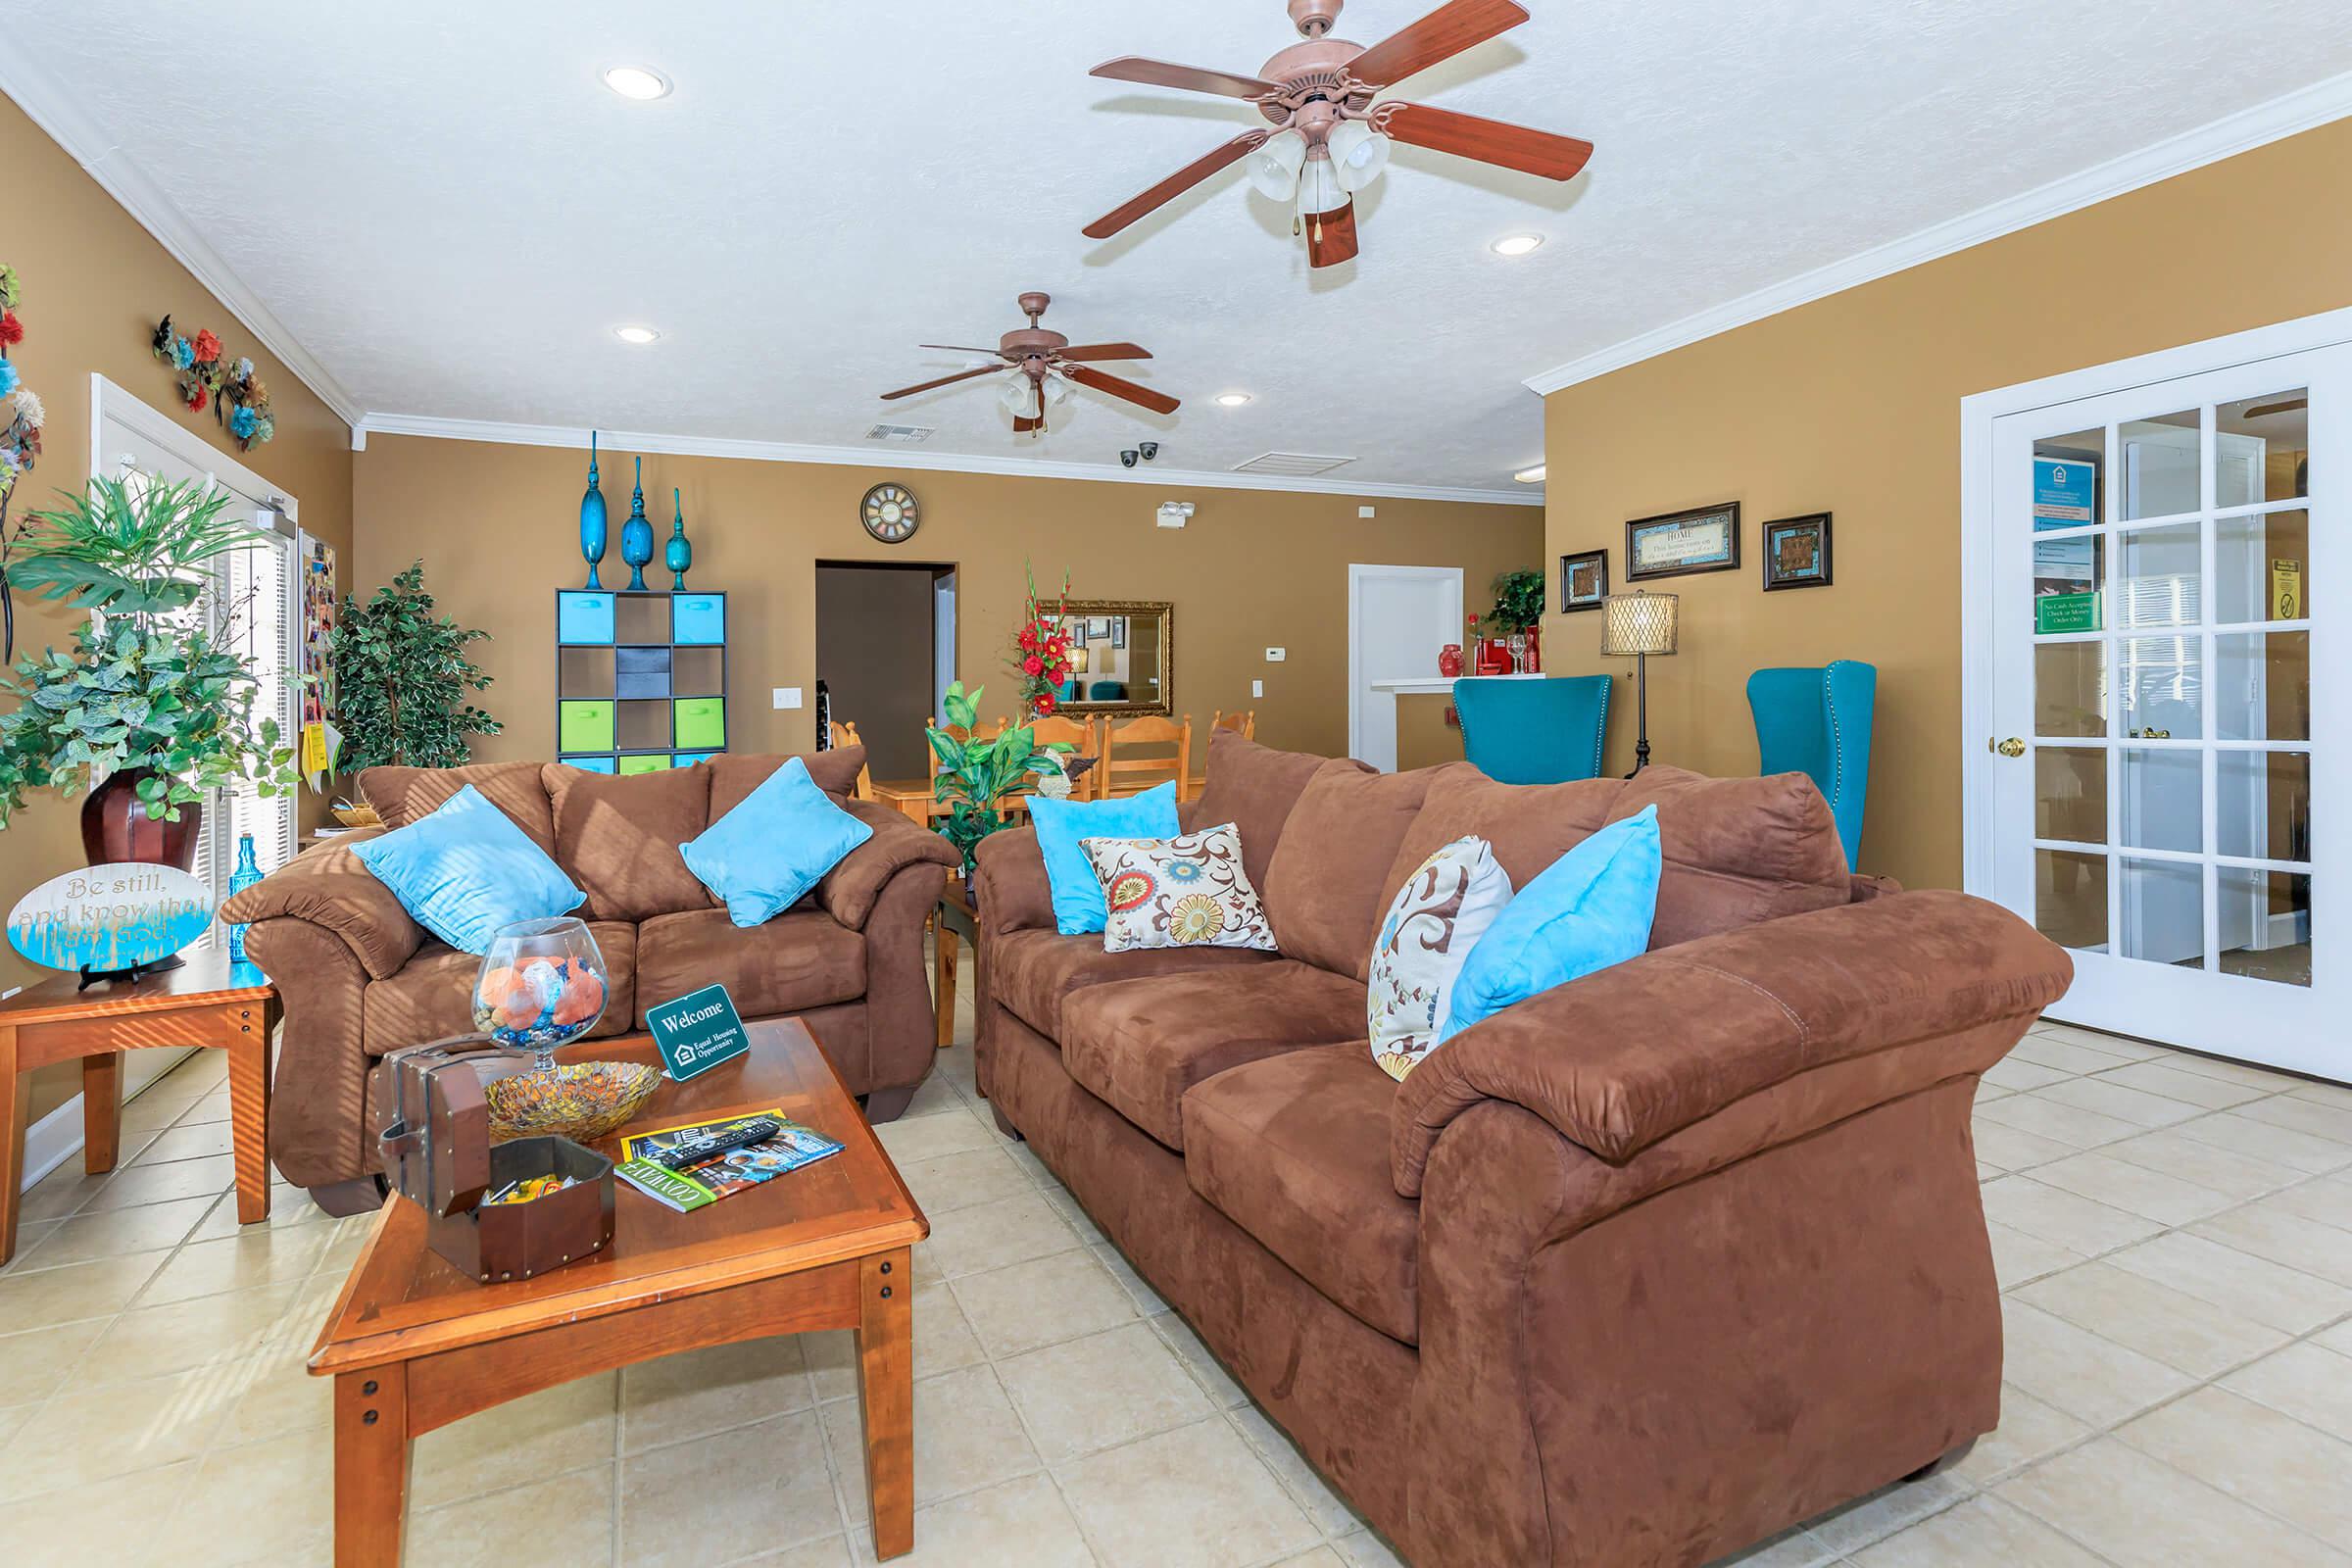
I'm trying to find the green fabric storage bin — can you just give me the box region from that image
[618,754,674,775]
[674,697,726,752]
[559,701,614,754]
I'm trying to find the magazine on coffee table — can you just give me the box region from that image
[613,1106,844,1212]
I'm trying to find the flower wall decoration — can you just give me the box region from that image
[149,315,275,449]
[0,261,46,661]
[1009,563,1075,718]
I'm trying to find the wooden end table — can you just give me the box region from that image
[312,1016,928,1566]
[0,947,277,1264]
[933,873,978,1051]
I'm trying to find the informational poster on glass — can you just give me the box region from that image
[2033,535,2100,633]
[2033,455,2098,529]
[298,532,340,786]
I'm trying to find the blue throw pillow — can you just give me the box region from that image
[1028,781,1182,935]
[1440,806,1663,1042]
[681,756,875,927]
[352,784,587,955]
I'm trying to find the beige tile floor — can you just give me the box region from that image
[3,974,2350,1566]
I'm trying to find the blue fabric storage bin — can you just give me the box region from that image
[673,594,726,645]
[558,591,615,645]
[563,756,617,774]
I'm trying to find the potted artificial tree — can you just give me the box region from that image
[328,561,501,773]
[0,476,299,864]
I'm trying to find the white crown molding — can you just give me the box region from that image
[353,413,1543,507]
[0,63,364,431]
[1523,70,2352,397]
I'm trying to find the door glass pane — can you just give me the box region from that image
[2036,747,2107,845]
[2120,857,2204,968]
[2119,748,2201,854]
[2218,389,2310,502]
[2215,631,2308,741]
[2216,867,2310,986]
[2035,848,2108,950]
[2036,642,2108,737]
[2216,510,2308,624]
[2121,411,2201,519]
[2217,751,2311,863]
[2033,533,2103,633]
[2034,431,2104,528]
[2119,634,2201,739]
[2115,521,2201,628]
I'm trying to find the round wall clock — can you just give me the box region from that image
[861,483,920,544]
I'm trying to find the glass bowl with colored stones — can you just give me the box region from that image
[473,917,610,1072]
[483,1059,662,1145]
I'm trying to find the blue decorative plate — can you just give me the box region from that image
[7,862,215,972]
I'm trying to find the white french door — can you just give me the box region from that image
[1968,324,2346,1080]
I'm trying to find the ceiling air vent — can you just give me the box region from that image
[863,422,935,444]
[1232,452,1355,478]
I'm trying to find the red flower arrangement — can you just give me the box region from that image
[1007,564,1074,718]
[0,312,21,347]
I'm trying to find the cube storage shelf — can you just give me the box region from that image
[556,589,727,774]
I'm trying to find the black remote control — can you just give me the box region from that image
[650,1117,783,1172]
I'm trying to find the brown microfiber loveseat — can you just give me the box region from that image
[225,747,956,1212]
[973,730,2073,1568]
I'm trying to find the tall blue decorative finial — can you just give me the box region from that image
[620,456,654,591]
[578,431,608,589]
[665,487,693,589]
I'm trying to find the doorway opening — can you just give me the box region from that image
[815,562,956,782]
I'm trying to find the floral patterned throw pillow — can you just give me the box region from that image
[1368,835,1515,1081]
[1080,822,1277,954]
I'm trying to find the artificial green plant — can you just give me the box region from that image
[927,680,1071,876]
[1484,567,1548,633]
[329,562,501,771]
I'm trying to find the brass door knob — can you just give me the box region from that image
[1990,737,2026,758]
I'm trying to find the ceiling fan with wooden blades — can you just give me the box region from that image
[879,292,1178,437]
[1084,0,1592,269]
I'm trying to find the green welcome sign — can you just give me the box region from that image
[645,983,750,1081]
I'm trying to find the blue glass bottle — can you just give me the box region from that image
[226,832,263,964]
[665,487,693,588]
[620,457,655,591]
[578,431,608,589]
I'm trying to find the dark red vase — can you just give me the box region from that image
[80,767,200,870]
[1438,643,1464,678]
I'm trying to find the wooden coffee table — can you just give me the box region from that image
[311,1017,928,1565]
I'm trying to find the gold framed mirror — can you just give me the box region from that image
[1049,600,1172,716]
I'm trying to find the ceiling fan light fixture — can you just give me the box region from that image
[1246,128,1309,202]
[1326,119,1391,193]
[600,66,672,101]
[1298,154,1347,217]
[998,375,1036,414]
[1492,233,1545,258]
[1045,372,1074,407]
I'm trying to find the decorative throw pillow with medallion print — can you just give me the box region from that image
[1368,835,1514,1081]
[1079,822,1277,954]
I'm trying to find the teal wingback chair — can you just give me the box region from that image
[1452,675,1612,784]
[1746,662,1877,867]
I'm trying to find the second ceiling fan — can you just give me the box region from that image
[1084,0,1593,268]
[880,293,1178,437]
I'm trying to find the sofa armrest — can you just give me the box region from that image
[972,826,1054,935]
[220,831,425,981]
[818,802,959,930]
[1391,889,2071,1195]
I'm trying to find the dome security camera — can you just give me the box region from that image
[1138,442,1159,462]
[1120,449,1140,468]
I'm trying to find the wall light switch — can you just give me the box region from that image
[772,687,804,710]
[1264,647,1286,662]
[1251,679,1264,699]
[1358,505,1376,518]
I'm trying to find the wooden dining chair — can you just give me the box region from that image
[1100,713,1195,802]
[1209,709,1256,742]
[825,719,875,801]
[1026,713,1102,800]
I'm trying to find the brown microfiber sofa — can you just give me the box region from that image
[973,729,2073,1568]
[224,747,956,1212]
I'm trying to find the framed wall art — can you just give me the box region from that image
[1761,512,1833,590]
[1626,502,1740,581]
[1559,549,1608,611]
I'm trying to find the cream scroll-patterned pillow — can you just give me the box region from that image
[1079,822,1277,954]
[1369,835,1515,1081]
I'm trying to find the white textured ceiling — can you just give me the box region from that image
[10,1,2352,494]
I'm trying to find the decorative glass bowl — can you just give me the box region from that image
[484,1059,662,1144]
[474,916,609,1073]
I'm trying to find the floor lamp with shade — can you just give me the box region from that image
[1600,590,1679,776]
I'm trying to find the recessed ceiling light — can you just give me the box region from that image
[612,324,662,345]
[1215,392,1254,408]
[1491,233,1544,258]
[1513,465,1547,483]
[601,66,672,101]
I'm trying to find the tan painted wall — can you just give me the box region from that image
[1396,691,1467,773]
[352,435,1541,770]
[1542,117,2352,891]
[0,97,354,1119]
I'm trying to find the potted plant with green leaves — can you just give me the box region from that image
[0,475,300,864]
[1485,567,1547,672]
[927,680,1071,880]
[329,561,501,771]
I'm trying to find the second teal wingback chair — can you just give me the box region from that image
[1746,661,1877,867]
[1452,675,1613,784]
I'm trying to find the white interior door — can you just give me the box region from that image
[1348,564,1462,766]
[1977,344,2343,1078]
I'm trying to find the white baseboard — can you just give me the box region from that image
[16,1048,199,1194]
[2262,909,2313,950]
